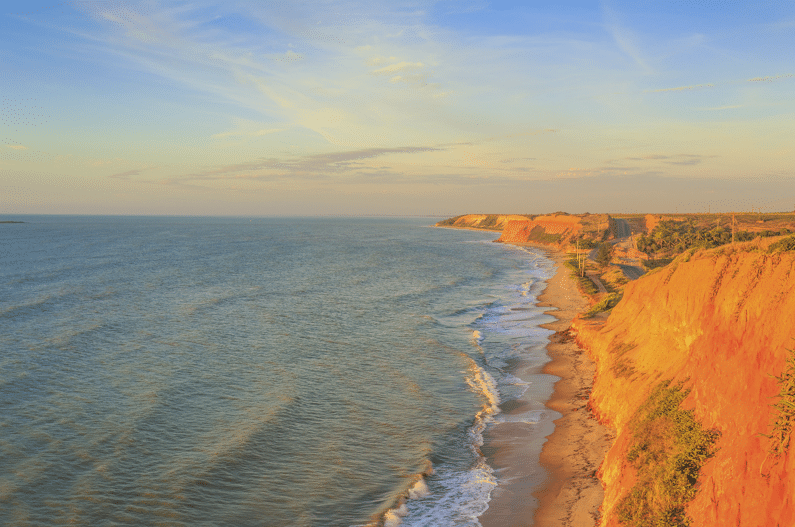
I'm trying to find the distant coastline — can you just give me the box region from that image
[0,221,25,223]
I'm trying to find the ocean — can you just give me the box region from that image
[0,216,557,526]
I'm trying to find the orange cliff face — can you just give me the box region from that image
[443,214,532,230]
[575,244,795,527]
[496,215,583,245]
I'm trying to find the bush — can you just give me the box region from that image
[617,381,720,527]
[767,347,795,458]
[596,242,613,267]
[581,292,622,318]
[436,216,463,226]
[768,235,795,253]
[642,258,674,269]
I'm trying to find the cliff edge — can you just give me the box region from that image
[575,240,795,526]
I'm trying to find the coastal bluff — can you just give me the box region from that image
[575,240,795,526]
[436,213,607,247]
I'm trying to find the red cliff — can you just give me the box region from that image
[575,240,795,526]
[496,215,584,245]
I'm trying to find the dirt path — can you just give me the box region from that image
[585,271,608,294]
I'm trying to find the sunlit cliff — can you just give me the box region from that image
[575,240,795,526]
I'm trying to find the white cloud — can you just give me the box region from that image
[698,105,742,111]
[6,145,27,150]
[646,83,715,93]
[371,61,425,74]
[212,128,283,138]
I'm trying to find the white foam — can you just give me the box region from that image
[408,478,430,499]
[502,373,529,386]
[383,502,408,527]
[400,460,496,527]
[495,410,545,425]
[380,466,435,526]
[465,360,501,418]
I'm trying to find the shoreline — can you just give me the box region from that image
[478,245,613,527]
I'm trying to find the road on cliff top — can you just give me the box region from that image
[586,218,646,281]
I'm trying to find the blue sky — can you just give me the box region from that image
[1,0,794,215]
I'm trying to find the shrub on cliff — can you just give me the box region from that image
[768,235,795,253]
[436,216,463,226]
[641,257,674,269]
[617,381,720,527]
[767,347,795,459]
[581,292,622,318]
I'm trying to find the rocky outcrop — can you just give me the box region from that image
[575,241,795,526]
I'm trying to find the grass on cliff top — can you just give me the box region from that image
[581,292,622,319]
[617,380,720,527]
[768,235,795,253]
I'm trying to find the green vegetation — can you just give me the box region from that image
[636,219,790,258]
[601,267,629,289]
[768,235,795,253]
[617,381,720,527]
[767,347,795,458]
[436,216,463,226]
[524,225,561,243]
[574,237,598,249]
[595,242,614,267]
[581,292,622,319]
[565,257,598,296]
[641,258,674,269]
[477,214,504,230]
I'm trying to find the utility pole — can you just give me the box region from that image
[732,213,736,244]
[581,241,587,277]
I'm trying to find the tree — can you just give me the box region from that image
[596,242,614,267]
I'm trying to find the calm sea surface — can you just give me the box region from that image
[1,216,555,526]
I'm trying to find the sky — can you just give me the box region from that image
[1,0,794,216]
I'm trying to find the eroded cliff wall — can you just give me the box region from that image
[575,243,795,526]
[496,215,584,245]
[440,214,532,230]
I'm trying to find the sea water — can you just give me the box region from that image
[0,216,555,526]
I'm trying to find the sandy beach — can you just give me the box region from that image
[479,246,613,527]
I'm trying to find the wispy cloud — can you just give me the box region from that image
[165,145,445,184]
[212,128,283,139]
[110,169,143,179]
[5,145,27,150]
[370,61,425,74]
[748,73,793,82]
[601,1,654,74]
[607,153,714,168]
[646,73,792,94]
[646,83,714,93]
[698,105,742,111]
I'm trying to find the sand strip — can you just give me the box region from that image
[479,246,613,527]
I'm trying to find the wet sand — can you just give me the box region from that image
[479,246,613,527]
